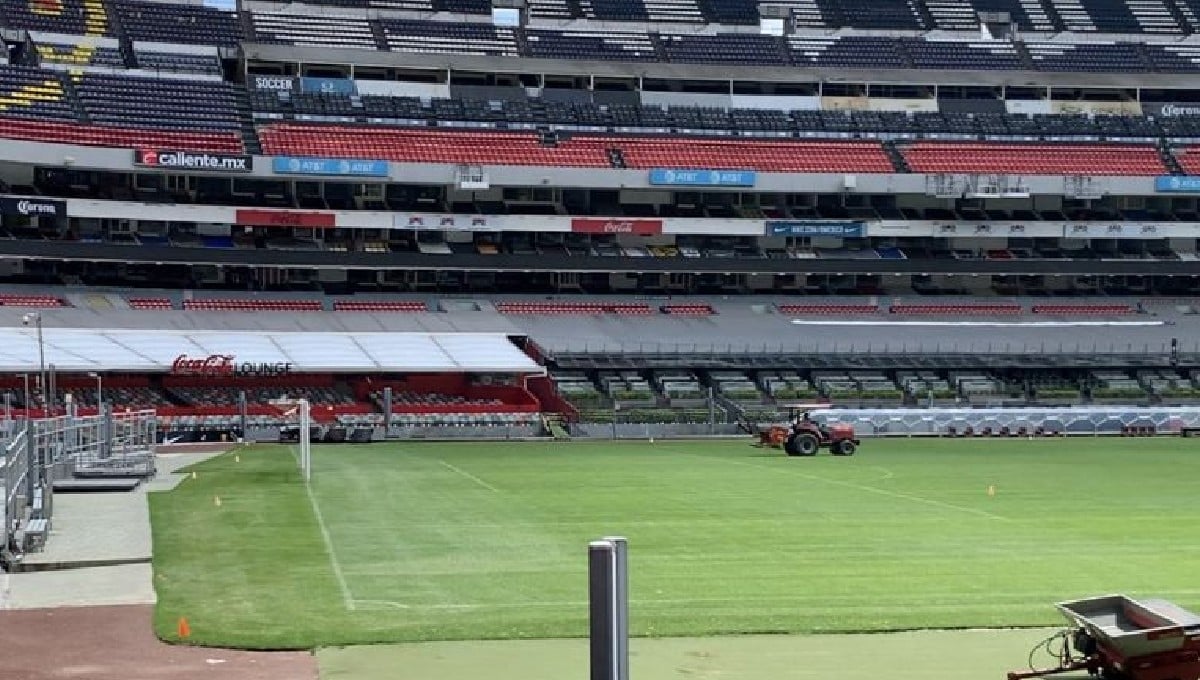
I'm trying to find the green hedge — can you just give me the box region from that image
[1035,388,1082,399]
[723,388,762,400]
[1158,388,1200,398]
[1092,388,1148,399]
[580,408,715,424]
[827,389,904,400]
[611,389,654,401]
[773,387,816,400]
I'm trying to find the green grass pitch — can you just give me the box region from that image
[148,438,1200,649]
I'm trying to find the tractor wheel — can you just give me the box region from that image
[784,434,799,456]
[795,433,819,456]
[836,440,857,456]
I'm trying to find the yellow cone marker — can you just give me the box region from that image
[987,485,996,497]
[213,495,222,507]
[191,471,197,480]
[235,455,240,463]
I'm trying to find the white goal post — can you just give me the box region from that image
[274,398,312,483]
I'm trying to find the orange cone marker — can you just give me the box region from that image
[177,617,191,639]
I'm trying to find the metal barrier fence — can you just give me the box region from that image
[573,404,1200,439]
[809,406,1200,436]
[1,429,34,557]
[2,408,156,565]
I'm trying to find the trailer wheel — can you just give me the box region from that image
[836,440,857,456]
[795,433,819,456]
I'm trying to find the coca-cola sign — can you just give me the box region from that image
[571,218,663,236]
[171,354,294,377]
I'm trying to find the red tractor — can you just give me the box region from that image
[747,405,860,456]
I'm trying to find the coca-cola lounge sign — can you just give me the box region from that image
[172,354,294,377]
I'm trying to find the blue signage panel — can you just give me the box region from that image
[1155,176,1200,193]
[273,156,390,177]
[766,221,865,237]
[298,77,356,95]
[648,168,757,187]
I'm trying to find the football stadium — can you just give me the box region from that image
[6,0,1200,676]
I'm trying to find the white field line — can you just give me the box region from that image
[673,450,1009,521]
[438,460,500,492]
[352,594,1105,612]
[290,446,356,611]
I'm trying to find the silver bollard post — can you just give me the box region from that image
[589,537,629,680]
[603,536,629,680]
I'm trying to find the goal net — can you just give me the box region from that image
[273,398,312,483]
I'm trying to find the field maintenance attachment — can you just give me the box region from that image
[1010,595,1200,680]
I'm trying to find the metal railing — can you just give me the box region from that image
[2,408,156,566]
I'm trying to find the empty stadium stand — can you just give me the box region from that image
[777,304,880,314]
[788,36,908,68]
[889,303,1023,314]
[380,20,519,57]
[333,300,428,312]
[524,29,657,61]
[182,299,323,312]
[1032,304,1138,314]
[0,65,78,123]
[76,73,241,131]
[1,0,112,36]
[251,12,379,49]
[258,126,614,168]
[0,294,67,308]
[135,51,222,76]
[0,115,243,150]
[661,304,715,315]
[37,42,124,69]
[495,301,653,314]
[127,297,172,310]
[900,142,1167,176]
[659,34,783,64]
[902,39,1025,70]
[116,0,243,46]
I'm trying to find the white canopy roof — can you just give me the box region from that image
[0,328,543,374]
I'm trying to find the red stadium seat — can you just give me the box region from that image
[776,304,880,315]
[0,294,67,308]
[333,301,428,312]
[258,124,895,173]
[495,302,653,315]
[901,141,1166,176]
[182,299,323,312]
[259,125,612,168]
[1031,304,1136,315]
[661,304,715,315]
[0,117,244,153]
[889,304,1022,315]
[609,137,894,173]
[127,297,173,310]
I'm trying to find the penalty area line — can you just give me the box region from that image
[290,446,356,611]
[438,460,500,492]
[680,452,1009,522]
